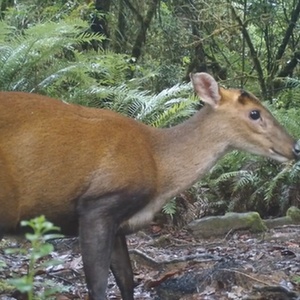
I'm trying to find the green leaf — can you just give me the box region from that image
[8,277,33,293]
[162,199,177,218]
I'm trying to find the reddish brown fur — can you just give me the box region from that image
[0,92,159,234]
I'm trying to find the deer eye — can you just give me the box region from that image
[249,110,260,120]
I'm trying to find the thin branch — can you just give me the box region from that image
[269,0,300,78]
[228,2,267,98]
[275,0,300,61]
[277,50,300,77]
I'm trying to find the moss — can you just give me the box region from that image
[225,212,267,233]
[264,216,293,229]
[0,279,14,292]
[188,212,267,238]
[246,212,267,232]
[286,206,300,223]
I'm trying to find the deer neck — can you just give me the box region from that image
[152,106,230,197]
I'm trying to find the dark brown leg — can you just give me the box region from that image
[110,233,134,300]
[78,201,117,300]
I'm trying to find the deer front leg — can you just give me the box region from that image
[78,199,117,300]
[110,232,134,300]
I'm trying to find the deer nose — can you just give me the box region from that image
[293,140,300,159]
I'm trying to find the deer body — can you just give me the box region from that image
[0,73,299,300]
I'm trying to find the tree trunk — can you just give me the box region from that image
[271,0,300,77]
[124,0,160,61]
[114,0,127,53]
[91,0,111,50]
[269,0,300,96]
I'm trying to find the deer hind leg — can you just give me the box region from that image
[78,200,116,300]
[110,232,134,300]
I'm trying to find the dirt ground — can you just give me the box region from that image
[0,225,300,300]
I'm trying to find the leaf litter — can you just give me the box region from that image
[0,225,299,299]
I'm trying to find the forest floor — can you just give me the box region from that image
[0,225,300,300]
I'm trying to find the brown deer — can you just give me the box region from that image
[0,73,299,300]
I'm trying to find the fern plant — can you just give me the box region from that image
[275,77,300,109]
[0,18,136,102]
[162,199,177,218]
[2,0,87,29]
[0,19,102,92]
[85,81,196,126]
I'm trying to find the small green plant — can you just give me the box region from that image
[6,215,64,300]
[292,275,300,284]
[162,198,177,218]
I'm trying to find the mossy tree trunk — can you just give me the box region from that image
[124,0,160,61]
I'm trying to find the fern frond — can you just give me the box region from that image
[232,171,258,194]
[83,82,196,127]
[284,77,300,89]
[213,170,247,185]
[249,183,267,205]
[263,164,290,203]
[0,19,103,92]
[0,22,11,42]
[151,97,195,127]
[136,82,194,124]
[288,161,300,182]
[162,199,177,218]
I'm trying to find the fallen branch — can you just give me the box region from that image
[129,248,221,269]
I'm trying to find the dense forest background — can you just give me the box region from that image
[0,0,300,220]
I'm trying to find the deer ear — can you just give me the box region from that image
[190,72,221,108]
